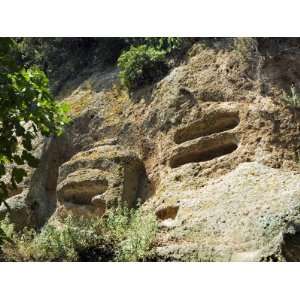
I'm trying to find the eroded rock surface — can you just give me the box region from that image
[0,190,31,230]
[155,162,300,261]
[56,145,145,216]
[3,39,300,261]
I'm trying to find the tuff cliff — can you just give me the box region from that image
[2,38,300,261]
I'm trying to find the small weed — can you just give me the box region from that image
[283,85,300,108]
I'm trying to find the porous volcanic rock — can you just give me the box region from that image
[155,162,300,261]
[0,190,31,230]
[56,145,145,216]
[4,39,300,261]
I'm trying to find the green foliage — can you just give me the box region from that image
[117,209,157,261]
[118,37,186,90]
[118,45,167,90]
[0,38,69,204]
[0,208,158,262]
[283,85,300,108]
[0,216,14,246]
[125,37,184,54]
[146,37,185,53]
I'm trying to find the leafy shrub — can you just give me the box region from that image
[116,209,157,261]
[0,208,158,262]
[118,45,167,90]
[118,37,187,91]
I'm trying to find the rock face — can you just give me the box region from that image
[3,39,300,261]
[155,162,300,261]
[167,109,240,169]
[56,145,145,216]
[0,190,31,230]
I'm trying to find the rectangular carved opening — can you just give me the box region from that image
[170,141,238,168]
[174,113,239,144]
